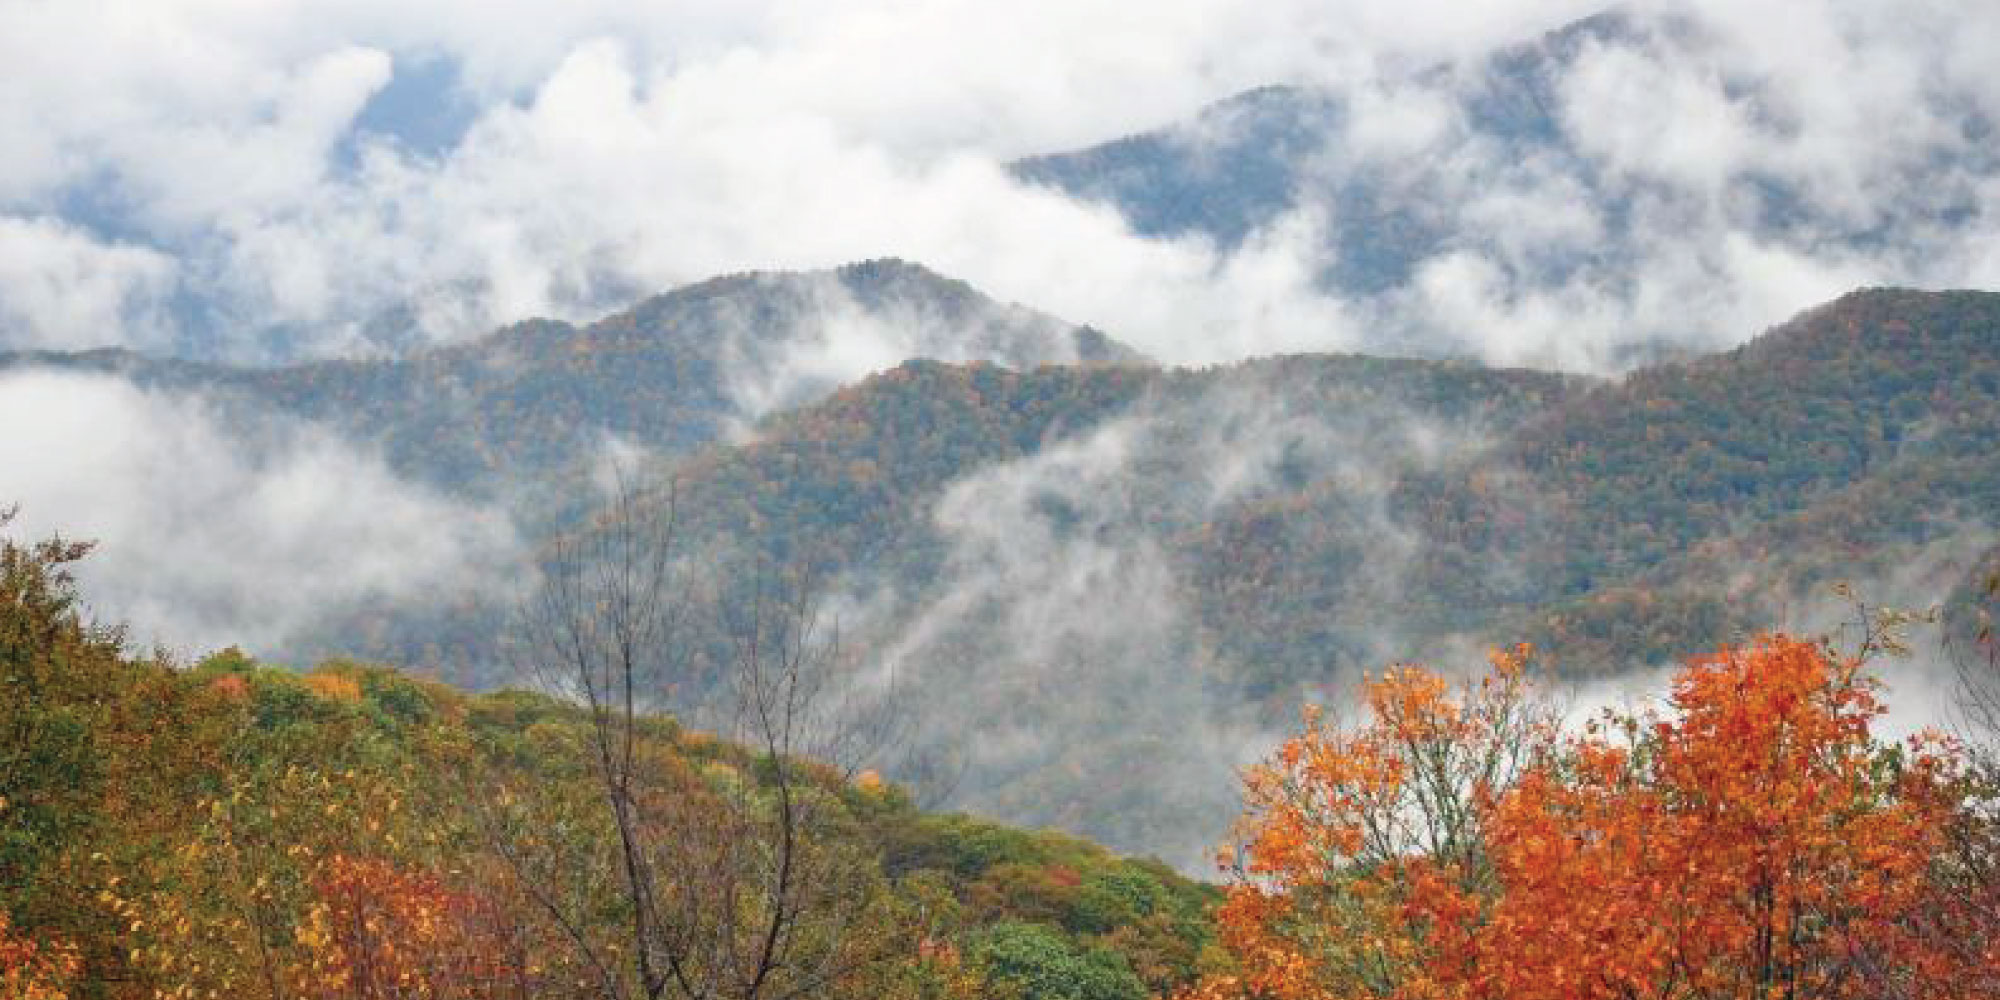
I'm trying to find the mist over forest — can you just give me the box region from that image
[6,2,2000,998]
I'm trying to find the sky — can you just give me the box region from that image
[11,0,1996,369]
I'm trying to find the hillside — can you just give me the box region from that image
[0,527,1219,1000]
[578,288,2000,863]
[616,352,1585,862]
[0,259,1135,503]
[1200,288,2000,682]
[12,449,1993,1000]
[1012,8,1996,364]
[8,281,1993,869]
[200,285,1999,866]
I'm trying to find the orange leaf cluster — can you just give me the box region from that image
[305,673,364,703]
[1204,646,1551,1000]
[0,913,80,1000]
[296,855,531,1000]
[1190,636,1994,1000]
[1470,637,1959,999]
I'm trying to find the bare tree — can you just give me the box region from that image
[1884,565,2000,1000]
[493,472,901,1000]
[1949,561,2000,739]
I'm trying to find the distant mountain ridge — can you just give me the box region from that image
[1008,10,1643,292]
[1010,7,1995,365]
[9,268,1994,866]
[591,286,2000,863]
[0,259,1139,500]
[1206,287,2000,683]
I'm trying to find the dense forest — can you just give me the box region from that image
[7,282,1999,868]
[498,288,2000,863]
[0,513,1220,1000]
[7,481,2000,998]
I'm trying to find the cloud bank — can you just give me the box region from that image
[17,0,1993,370]
[1332,0,2000,368]
[0,370,521,657]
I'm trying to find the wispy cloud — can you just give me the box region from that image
[0,0,1687,366]
[0,369,522,657]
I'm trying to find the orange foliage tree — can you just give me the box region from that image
[1189,636,1992,1000]
[294,854,532,1000]
[1188,646,1556,1000]
[0,911,80,1000]
[1468,636,1968,999]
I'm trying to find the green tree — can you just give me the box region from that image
[0,508,123,924]
[972,922,1144,1000]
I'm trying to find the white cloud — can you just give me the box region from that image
[1228,0,2000,369]
[0,369,521,656]
[0,217,177,351]
[844,369,1486,865]
[1570,53,1747,196]
[0,0,1624,364]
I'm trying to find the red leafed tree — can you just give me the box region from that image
[1188,635,1994,1000]
[1186,646,1557,1000]
[0,912,80,1000]
[296,855,533,1000]
[1465,636,1965,1000]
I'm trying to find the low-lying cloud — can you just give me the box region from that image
[0,369,522,657]
[13,0,1994,372]
[840,370,1498,868]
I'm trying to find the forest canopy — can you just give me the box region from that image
[5,507,2000,998]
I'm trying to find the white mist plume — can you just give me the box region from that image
[0,369,522,657]
[837,369,1504,867]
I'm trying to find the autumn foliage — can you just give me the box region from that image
[295,855,530,1000]
[0,912,80,1000]
[1190,635,1999,1000]
[15,499,2000,1000]
[1,514,1217,1000]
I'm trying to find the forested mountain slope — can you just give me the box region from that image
[10,276,1991,867]
[0,525,1218,1000]
[1204,288,2000,681]
[0,259,1132,501]
[601,288,2000,861]
[653,287,2000,691]
[1012,7,1997,365]
[672,353,1580,592]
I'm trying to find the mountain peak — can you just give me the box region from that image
[1730,288,2000,364]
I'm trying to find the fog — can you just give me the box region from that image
[4,1,1994,371]
[0,369,522,657]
